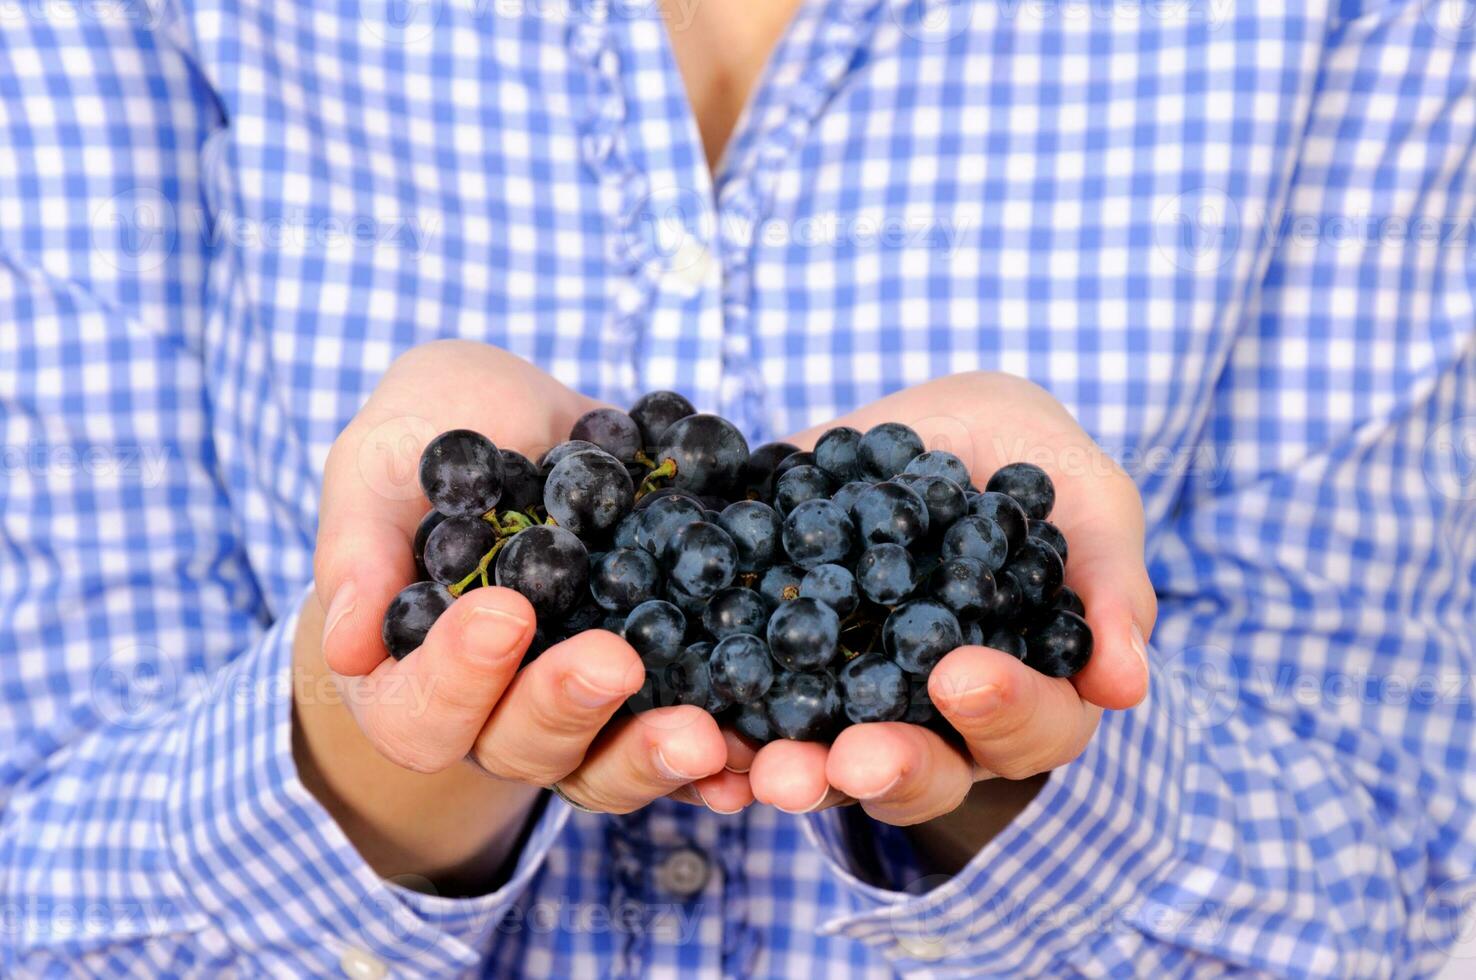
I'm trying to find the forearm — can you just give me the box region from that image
[291,591,543,895]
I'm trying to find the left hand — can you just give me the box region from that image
[739,372,1156,826]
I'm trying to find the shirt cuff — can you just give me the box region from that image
[803,685,1186,974]
[164,588,568,976]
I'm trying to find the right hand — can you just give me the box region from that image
[298,341,747,888]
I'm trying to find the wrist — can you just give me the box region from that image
[291,591,542,895]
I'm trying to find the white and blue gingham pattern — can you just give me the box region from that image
[3,0,1476,975]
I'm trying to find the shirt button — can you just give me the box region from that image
[662,238,717,298]
[339,948,387,980]
[653,847,711,898]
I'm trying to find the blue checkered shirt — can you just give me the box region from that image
[3,0,1476,976]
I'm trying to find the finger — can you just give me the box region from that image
[749,740,852,814]
[555,706,728,814]
[469,629,646,785]
[929,645,1101,780]
[347,586,535,773]
[723,728,760,774]
[825,723,975,826]
[669,768,755,815]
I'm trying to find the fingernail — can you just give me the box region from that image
[463,605,530,658]
[695,786,743,816]
[947,683,1002,718]
[563,674,627,710]
[322,582,357,645]
[1130,623,1150,675]
[776,785,831,815]
[654,747,701,782]
[855,773,903,801]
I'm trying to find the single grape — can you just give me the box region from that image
[1024,609,1092,677]
[839,653,909,723]
[544,449,634,540]
[883,600,962,675]
[590,547,662,612]
[1004,538,1064,611]
[1053,585,1086,617]
[773,450,816,479]
[928,556,996,621]
[969,491,1029,556]
[962,619,984,646]
[629,645,710,711]
[850,481,930,547]
[663,580,709,624]
[570,407,643,464]
[612,512,642,549]
[814,426,863,482]
[987,462,1055,520]
[854,543,917,606]
[656,414,750,496]
[381,581,454,659]
[739,441,800,499]
[781,498,856,569]
[731,700,775,745]
[538,439,600,476]
[1028,520,1068,565]
[665,521,738,598]
[984,571,1025,627]
[983,626,1027,660]
[554,600,606,642]
[904,450,970,486]
[799,563,860,618]
[717,499,783,572]
[703,587,771,639]
[622,599,687,666]
[764,671,843,742]
[829,480,872,515]
[940,515,1009,571]
[419,429,503,517]
[858,422,924,479]
[497,449,544,512]
[494,524,589,619]
[767,597,841,671]
[903,674,939,726]
[906,475,968,532]
[629,390,696,447]
[412,510,447,579]
[693,642,732,714]
[634,493,705,556]
[757,564,805,607]
[422,514,498,587]
[773,464,834,515]
[632,486,705,512]
[709,633,776,701]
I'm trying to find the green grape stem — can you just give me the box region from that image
[635,458,677,499]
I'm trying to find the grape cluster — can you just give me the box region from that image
[382,393,1092,745]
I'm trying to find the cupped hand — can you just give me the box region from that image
[746,372,1156,825]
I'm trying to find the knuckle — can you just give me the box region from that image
[475,751,565,787]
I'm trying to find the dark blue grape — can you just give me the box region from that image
[632,486,704,512]
[987,462,1055,521]
[764,671,843,742]
[544,449,634,539]
[538,439,599,476]
[757,563,805,606]
[1024,610,1092,677]
[710,633,775,701]
[423,514,498,587]
[739,441,800,499]
[903,675,939,726]
[906,475,967,533]
[855,543,917,606]
[858,422,924,479]
[665,521,738,598]
[962,619,984,646]
[703,587,770,639]
[590,547,662,612]
[904,450,970,486]
[984,571,1025,627]
[814,426,863,482]
[622,599,687,666]
[851,481,929,547]
[570,407,643,464]
[629,645,710,711]
[612,512,642,549]
[657,414,750,496]
[1028,520,1068,565]
[381,581,454,659]
[800,563,860,618]
[717,500,782,572]
[412,510,447,579]
[829,480,872,515]
[629,390,695,447]
[663,580,709,624]
[494,525,588,619]
[1004,538,1064,611]
[940,515,1010,571]
[420,429,503,517]
[928,556,996,621]
[781,498,856,570]
[767,597,840,671]
[883,600,962,675]
[773,450,816,479]
[774,464,834,515]
[634,493,705,556]
[731,700,774,745]
[984,626,1027,660]
[839,654,908,723]
[497,449,543,512]
[1053,585,1086,617]
[970,491,1029,555]
[553,600,605,642]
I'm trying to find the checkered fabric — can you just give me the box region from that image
[2,0,1475,976]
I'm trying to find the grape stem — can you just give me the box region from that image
[635,458,677,500]
[450,537,510,597]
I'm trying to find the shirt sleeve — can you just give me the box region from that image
[802,6,1476,976]
[0,15,564,976]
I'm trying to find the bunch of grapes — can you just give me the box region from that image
[382,391,1091,745]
